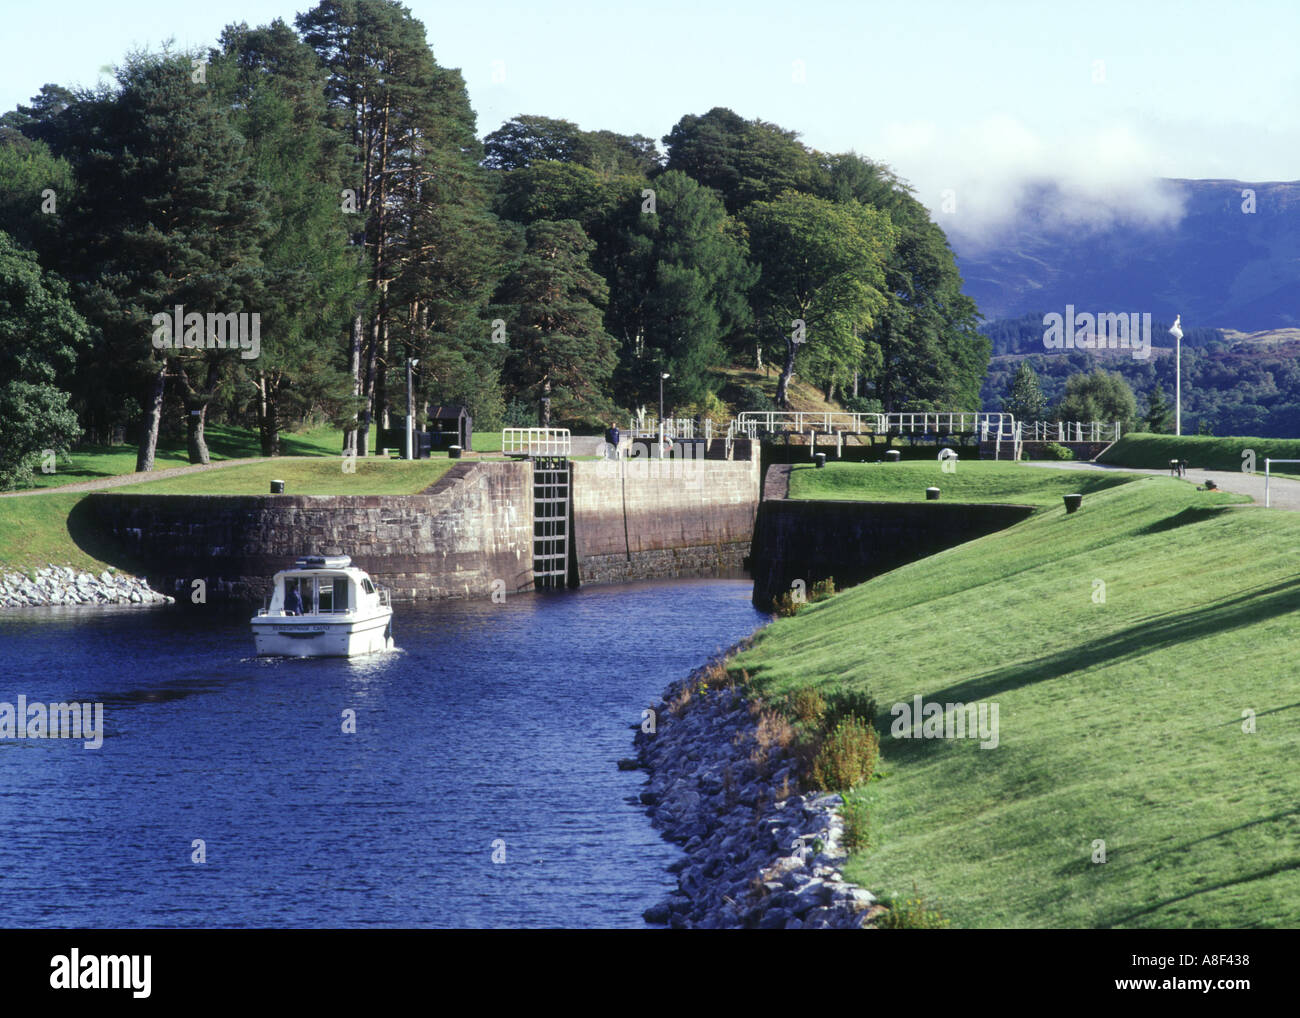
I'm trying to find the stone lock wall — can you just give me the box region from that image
[89,461,535,603]
[86,457,764,604]
[749,499,1035,609]
[570,457,762,585]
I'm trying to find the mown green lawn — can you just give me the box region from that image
[732,473,1298,927]
[21,423,509,491]
[0,458,457,572]
[788,459,1136,507]
[114,457,455,495]
[23,423,346,490]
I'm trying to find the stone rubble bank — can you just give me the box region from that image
[1,566,174,609]
[634,663,877,929]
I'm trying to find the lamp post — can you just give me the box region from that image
[405,358,419,460]
[1168,315,1183,436]
[659,371,670,456]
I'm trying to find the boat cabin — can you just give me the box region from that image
[264,555,387,617]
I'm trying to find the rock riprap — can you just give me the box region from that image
[635,666,877,929]
[1,566,173,608]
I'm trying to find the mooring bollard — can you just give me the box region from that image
[1063,493,1083,513]
[815,453,826,469]
[926,486,940,500]
[449,445,462,459]
[270,479,285,494]
[885,450,901,463]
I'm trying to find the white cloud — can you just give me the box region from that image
[880,114,1187,247]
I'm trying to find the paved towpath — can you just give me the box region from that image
[1023,460,1300,511]
[0,458,272,498]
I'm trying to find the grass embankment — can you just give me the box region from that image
[788,460,1133,507]
[117,457,455,495]
[27,424,505,492]
[0,458,457,573]
[26,424,344,490]
[0,495,113,575]
[1099,432,1300,477]
[731,466,1298,927]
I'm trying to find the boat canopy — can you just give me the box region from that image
[294,555,352,569]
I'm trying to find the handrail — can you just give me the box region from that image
[503,427,572,457]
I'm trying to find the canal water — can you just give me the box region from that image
[0,579,765,928]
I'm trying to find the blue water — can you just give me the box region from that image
[0,579,765,928]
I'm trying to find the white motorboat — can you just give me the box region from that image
[251,555,394,657]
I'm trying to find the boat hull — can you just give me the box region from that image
[251,610,393,658]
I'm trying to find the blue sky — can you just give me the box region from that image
[4,0,1297,233]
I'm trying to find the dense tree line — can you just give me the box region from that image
[0,0,989,487]
[984,323,1300,436]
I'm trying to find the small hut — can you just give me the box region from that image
[427,405,472,451]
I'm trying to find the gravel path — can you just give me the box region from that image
[1022,459,1300,510]
[1,458,272,498]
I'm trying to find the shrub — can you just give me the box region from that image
[876,886,950,929]
[810,717,879,791]
[808,577,836,603]
[841,395,883,415]
[824,687,878,730]
[1040,441,1075,461]
[841,791,872,851]
[735,385,776,416]
[785,687,826,725]
[772,591,800,617]
[755,709,796,753]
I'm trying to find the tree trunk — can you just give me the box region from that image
[343,312,363,456]
[853,370,860,398]
[186,401,210,465]
[256,372,282,457]
[376,320,389,431]
[825,379,835,402]
[774,338,796,408]
[135,364,166,473]
[358,307,381,457]
[540,375,551,428]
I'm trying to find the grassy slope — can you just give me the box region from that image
[732,471,1297,927]
[714,366,845,416]
[0,494,112,575]
[788,461,1135,507]
[1099,432,1300,477]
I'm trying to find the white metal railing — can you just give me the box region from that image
[626,417,710,441]
[1017,421,1122,443]
[885,412,1013,435]
[732,411,886,437]
[503,427,571,457]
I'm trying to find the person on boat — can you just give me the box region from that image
[284,583,303,616]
